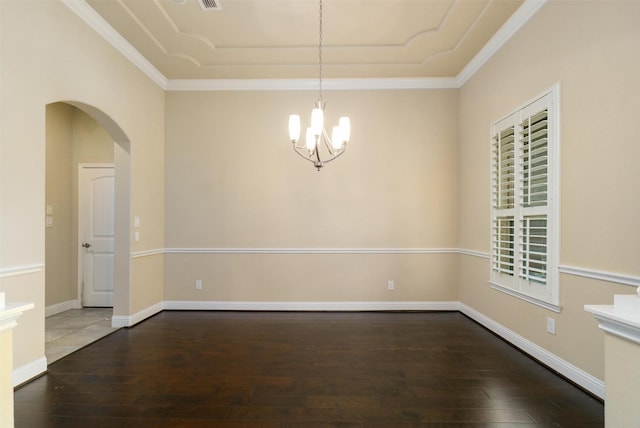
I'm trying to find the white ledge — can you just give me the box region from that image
[585,302,640,345]
[0,301,35,332]
[489,281,561,313]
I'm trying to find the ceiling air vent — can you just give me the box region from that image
[198,0,221,11]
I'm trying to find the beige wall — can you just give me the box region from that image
[0,0,164,374]
[165,253,458,302]
[45,103,114,309]
[45,104,74,307]
[458,0,640,380]
[165,90,459,302]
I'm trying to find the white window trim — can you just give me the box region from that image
[489,84,561,311]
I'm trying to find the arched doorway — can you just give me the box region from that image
[44,101,130,363]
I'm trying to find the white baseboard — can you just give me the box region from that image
[459,303,605,399]
[111,302,163,328]
[162,300,460,312]
[112,300,459,326]
[45,299,81,318]
[13,356,47,387]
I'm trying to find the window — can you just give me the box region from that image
[490,85,559,310]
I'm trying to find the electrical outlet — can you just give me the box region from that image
[195,279,202,290]
[546,317,556,335]
[388,280,395,290]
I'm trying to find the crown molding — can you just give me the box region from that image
[164,77,459,91]
[64,0,546,91]
[62,0,168,89]
[456,0,548,87]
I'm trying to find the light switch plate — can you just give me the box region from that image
[546,317,556,335]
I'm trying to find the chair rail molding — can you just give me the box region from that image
[0,263,44,279]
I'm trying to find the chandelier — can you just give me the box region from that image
[288,0,350,171]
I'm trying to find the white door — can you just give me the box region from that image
[79,165,115,307]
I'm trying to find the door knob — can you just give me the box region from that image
[82,242,92,248]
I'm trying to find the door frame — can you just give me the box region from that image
[77,163,115,307]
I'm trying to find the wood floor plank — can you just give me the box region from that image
[14,311,603,427]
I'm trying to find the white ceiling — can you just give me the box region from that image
[69,0,543,88]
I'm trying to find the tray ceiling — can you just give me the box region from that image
[85,0,524,81]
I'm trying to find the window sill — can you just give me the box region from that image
[489,281,562,313]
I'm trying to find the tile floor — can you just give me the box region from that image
[45,308,119,364]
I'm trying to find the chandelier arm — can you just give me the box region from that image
[319,143,347,164]
[320,129,347,159]
[321,129,336,155]
[315,137,323,163]
[292,144,317,164]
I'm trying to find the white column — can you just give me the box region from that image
[0,293,34,428]
[586,293,640,427]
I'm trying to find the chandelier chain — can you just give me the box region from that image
[287,0,349,171]
[318,0,323,101]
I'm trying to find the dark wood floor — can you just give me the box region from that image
[14,311,603,427]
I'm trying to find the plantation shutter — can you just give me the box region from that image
[519,109,548,285]
[521,110,548,208]
[493,216,514,276]
[492,125,516,277]
[490,87,557,306]
[494,126,515,210]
